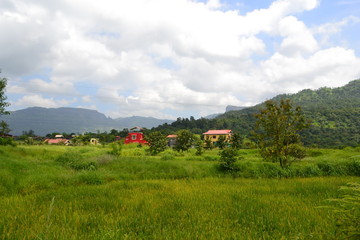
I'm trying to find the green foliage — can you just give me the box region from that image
[0,137,16,146]
[0,120,10,135]
[174,129,195,152]
[153,79,360,149]
[194,138,204,156]
[109,141,123,157]
[230,132,243,150]
[253,99,310,168]
[216,135,227,149]
[204,137,214,150]
[0,77,10,116]
[145,131,168,155]
[160,152,176,161]
[1,174,355,239]
[55,151,97,171]
[219,147,239,172]
[24,137,35,145]
[326,183,360,240]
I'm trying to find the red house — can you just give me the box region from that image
[124,127,148,144]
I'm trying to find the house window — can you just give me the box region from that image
[132,135,137,140]
[213,136,216,139]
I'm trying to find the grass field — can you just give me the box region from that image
[0,144,359,239]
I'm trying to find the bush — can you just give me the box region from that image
[161,152,176,161]
[219,148,239,172]
[55,151,97,171]
[346,159,360,176]
[145,131,168,155]
[109,141,123,157]
[317,162,337,176]
[0,137,16,146]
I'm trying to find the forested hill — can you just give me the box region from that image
[154,79,360,148]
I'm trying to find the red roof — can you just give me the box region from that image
[203,130,232,135]
[45,139,70,144]
[167,135,177,138]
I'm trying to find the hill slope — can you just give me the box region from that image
[1,107,173,136]
[154,79,360,148]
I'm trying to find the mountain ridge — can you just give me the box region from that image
[153,79,360,148]
[1,107,174,136]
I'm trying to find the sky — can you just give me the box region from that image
[1,0,360,120]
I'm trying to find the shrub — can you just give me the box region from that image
[345,159,360,176]
[194,139,204,156]
[317,162,337,176]
[109,141,123,157]
[219,148,239,172]
[161,152,175,161]
[0,137,16,146]
[145,131,168,155]
[55,151,97,171]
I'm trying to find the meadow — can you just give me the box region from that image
[0,144,359,239]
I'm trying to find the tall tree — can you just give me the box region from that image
[253,99,310,168]
[174,129,195,152]
[145,131,168,155]
[230,132,243,150]
[0,120,10,135]
[0,77,10,116]
[0,76,10,136]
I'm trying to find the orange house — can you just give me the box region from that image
[203,130,232,144]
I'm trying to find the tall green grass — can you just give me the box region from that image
[0,145,359,239]
[1,177,357,239]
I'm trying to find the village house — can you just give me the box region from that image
[89,138,99,145]
[44,134,70,145]
[166,134,177,147]
[203,130,232,145]
[124,127,148,144]
[44,138,70,145]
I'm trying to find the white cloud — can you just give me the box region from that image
[278,16,318,56]
[8,79,76,96]
[312,16,360,46]
[12,95,73,109]
[2,0,359,118]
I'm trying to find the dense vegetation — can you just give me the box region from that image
[0,144,359,239]
[153,79,360,148]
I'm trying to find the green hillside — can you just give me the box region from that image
[154,79,360,148]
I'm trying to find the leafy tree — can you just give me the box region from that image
[22,129,36,137]
[145,131,168,155]
[253,99,310,168]
[204,137,214,150]
[0,77,10,117]
[0,77,10,137]
[219,147,239,172]
[230,132,243,150]
[174,129,195,152]
[216,135,227,149]
[194,138,204,156]
[0,120,10,135]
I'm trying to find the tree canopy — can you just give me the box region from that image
[0,77,10,116]
[253,99,310,168]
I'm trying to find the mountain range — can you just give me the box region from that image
[1,107,174,136]
[2,79,360,147]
